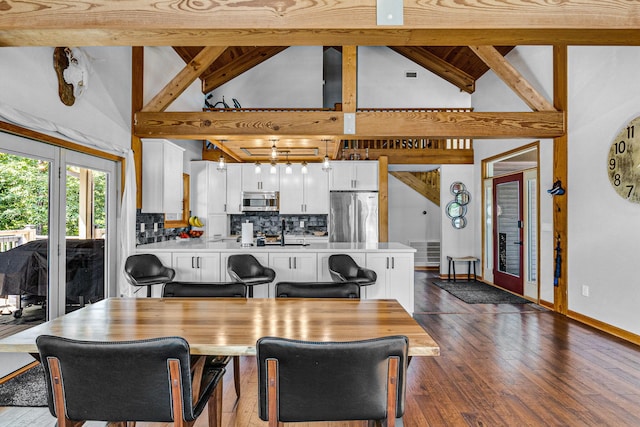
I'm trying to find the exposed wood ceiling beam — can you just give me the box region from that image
[390,171,441,205]
[390,47,475,93]
[4,1,640,46]
[342,46,357,114]
[469,45,556,112]
[134,110,564,139]
[201,47,288,94]
[142,46,227,112]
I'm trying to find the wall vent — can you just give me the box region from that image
[405,71,418,78]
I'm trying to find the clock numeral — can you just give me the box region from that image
[628,125,635,139]
[614,173,621,186]
[615,141,626,154]
[627,185,635,198]
[609,158,616,170]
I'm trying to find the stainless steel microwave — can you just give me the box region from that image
[241,191,279,212]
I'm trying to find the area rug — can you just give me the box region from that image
[431,280,531,304]
[0,364,47,407]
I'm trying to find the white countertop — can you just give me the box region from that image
[137,240,416,253]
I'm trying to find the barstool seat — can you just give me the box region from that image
[227,254,276,297]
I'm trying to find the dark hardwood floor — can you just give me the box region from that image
[1,271,640,426]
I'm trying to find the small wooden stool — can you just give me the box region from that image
[447,256,479,282]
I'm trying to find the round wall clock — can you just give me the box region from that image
[608,116,640,203]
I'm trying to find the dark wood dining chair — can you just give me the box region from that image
[274,281,360,298]
[161,281,245,400]
[257,335,408,427]
[36,335,224,427]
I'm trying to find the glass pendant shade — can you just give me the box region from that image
[255,162,261,174]
[270,162,277,174]
[301,161,308,174]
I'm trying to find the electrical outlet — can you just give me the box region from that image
[582,285,590,297]
[300,221,304,228]
[153,223,158,232]
[140,223,145,232]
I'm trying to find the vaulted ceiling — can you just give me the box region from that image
[174,46,515,95]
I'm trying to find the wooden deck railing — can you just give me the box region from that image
[0,228,36,252]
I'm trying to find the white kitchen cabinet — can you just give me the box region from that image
[317,252,366,282]
[365,252,414,313]
[220,252,270,298]
[329,161,378,191]
[279,163,329,214]
[142,139,185,214]
[269,252,317,296]
[191,161,243,217]
[172,252,221,282]
[191,161,225,216]
[242,163,280,191]
[226,164,243,214]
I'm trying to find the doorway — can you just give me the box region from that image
[482,144,539,299]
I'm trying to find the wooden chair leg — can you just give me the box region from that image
[233,356,241,398]
[207,377,223,427]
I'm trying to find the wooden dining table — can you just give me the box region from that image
[0,297,440,357]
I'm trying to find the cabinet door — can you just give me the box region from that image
[329,162,354,191]
[387,253,414,314]
[172,252,221,282]
[226,164,243,214]
[241,164,261,191]
[279,164,304,214]
[353,162,378,191]
[303,163,329,214]
[269,252,317,292]
[364,253,390,300]
[142,139,184,213]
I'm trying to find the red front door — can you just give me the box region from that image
[493,173,524,294]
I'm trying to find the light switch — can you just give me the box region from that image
[140,223,145,232]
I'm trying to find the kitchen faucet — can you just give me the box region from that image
[280,218,286,246]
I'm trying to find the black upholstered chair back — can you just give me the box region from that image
[328,254,377,286]
[275,281,360,298]
[227,254,276,297]
[36,335,221,424]
[257,335,408,425]
[124,253,176,297]
[162,282,247,298]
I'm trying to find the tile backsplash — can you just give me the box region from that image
[230,213,327,236]
[136,209,188,245]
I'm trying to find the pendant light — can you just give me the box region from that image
[270,138,278,160]
[301,161,308,174]
[322,139,332,172]
[254,162,262,174]
[285,151,292,175]
[216,139,227,172]
[270,161,278,174]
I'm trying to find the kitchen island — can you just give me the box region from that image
[137,240,416,313]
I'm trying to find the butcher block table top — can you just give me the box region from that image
[0,297,440,357]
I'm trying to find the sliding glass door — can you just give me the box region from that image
[0,133,118,320]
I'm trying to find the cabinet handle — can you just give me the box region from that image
[294,257,297,269]
[197,257,201,269]
[301,204,304,212]
[289,257,292,269]
[386,257,389,269]
[191,256,195,269]
[392,257,395,269]
[224,203,227,212]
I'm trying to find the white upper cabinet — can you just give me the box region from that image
[329,161,378,191]
[191,161,244,216]
[279,163,329,214]
[142,139,184,214]
[242,163,280,191]
[226,164,243,214]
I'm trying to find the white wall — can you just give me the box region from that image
[205,46,324,108]
[358,46,471,109]
[388,173,441,247]
[567,46,640,334]
[0,46,132,149]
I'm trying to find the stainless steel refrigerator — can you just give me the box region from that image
[329,191,379,243]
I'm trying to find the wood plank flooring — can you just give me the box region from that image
[1,271,640,426]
